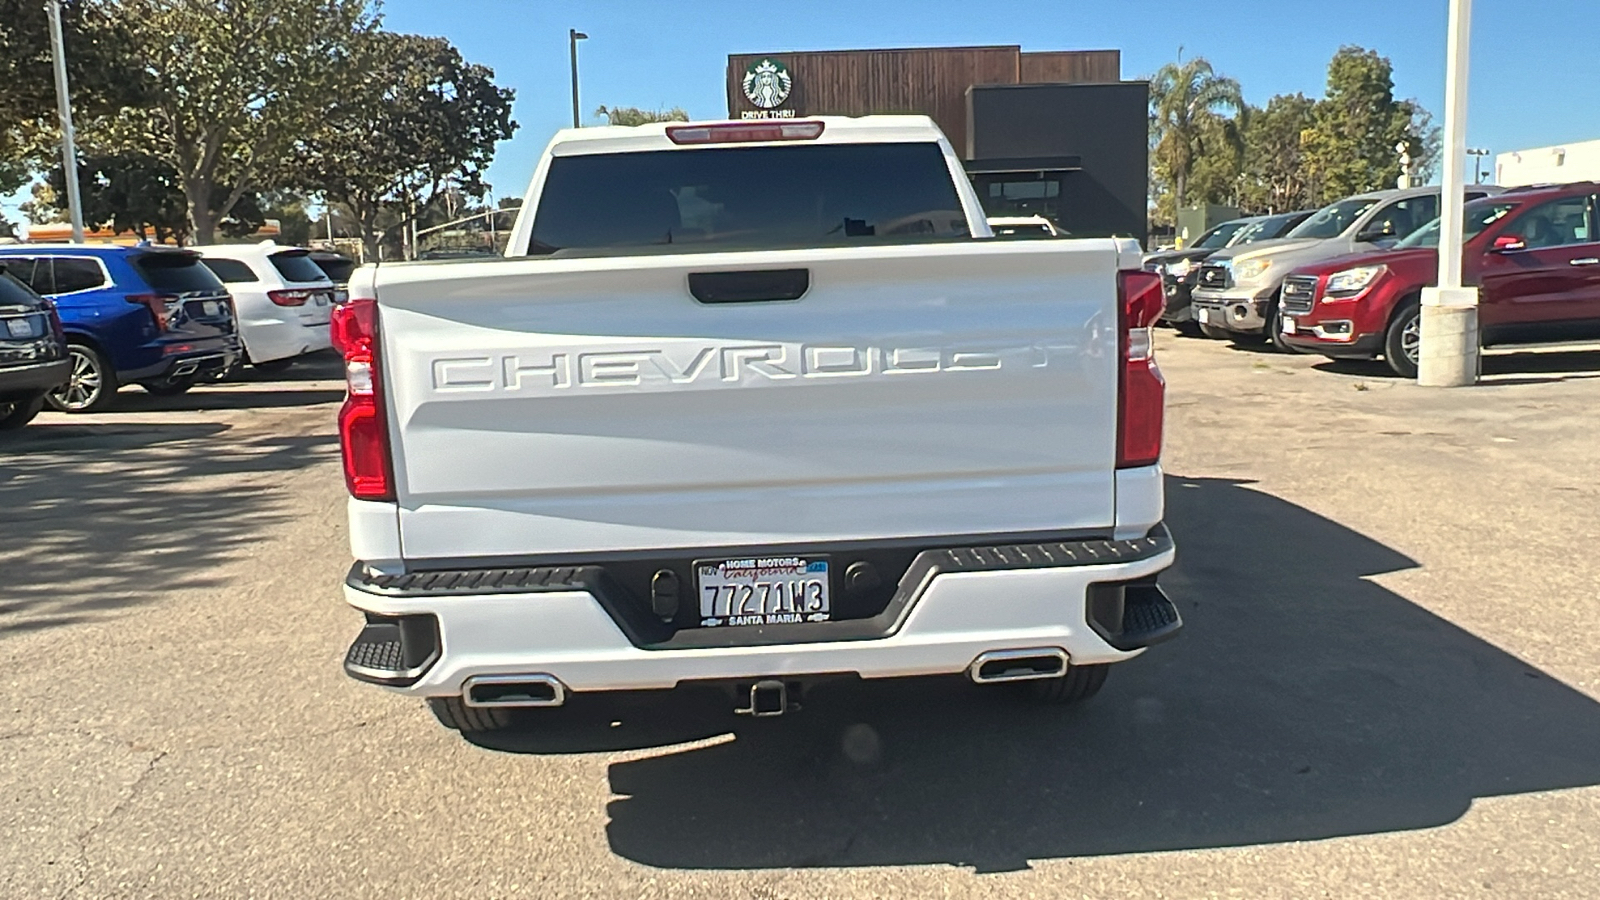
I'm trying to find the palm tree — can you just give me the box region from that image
[1150,57,1244,210]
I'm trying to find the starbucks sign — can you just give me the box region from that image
[741,58,793,110]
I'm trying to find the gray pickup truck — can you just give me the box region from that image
[1192,185,1503,349]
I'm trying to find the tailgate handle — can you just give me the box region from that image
[688,269,809,304]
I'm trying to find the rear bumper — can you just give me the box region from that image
[120,337,241,382]
[0,359,71,399]
[240,314,331,364]
[342,528,1178,696]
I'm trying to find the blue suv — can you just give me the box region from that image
[0,245,241,412]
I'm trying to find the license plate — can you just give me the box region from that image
[5,318,33,338]
[313,293,330,306]
[1282,316,1296,334]
[1198,308,1214,325]
[695,557,830,627]
[202,301,222,317]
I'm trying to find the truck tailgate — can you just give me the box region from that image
[375,240,1121,559]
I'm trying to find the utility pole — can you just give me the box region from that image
[1467,147,1491,184]
[569,29,588,128]
[1418,0,1477,387]
[46,0,85,243]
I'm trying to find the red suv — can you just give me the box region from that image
[1279,183,1600,376]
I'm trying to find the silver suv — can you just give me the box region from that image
[1191,184,1504,347]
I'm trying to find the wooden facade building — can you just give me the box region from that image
[725,46,1120,157]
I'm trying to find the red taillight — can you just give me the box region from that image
[125,292,176,331]
[1117,270,1166,469]
[43,298,65,340]
[331,297,394,500]
[268,289,311,307]
[666,121,825,144]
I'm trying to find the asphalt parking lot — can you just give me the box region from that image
[3,337,1599,899]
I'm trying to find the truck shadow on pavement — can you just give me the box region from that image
[0,424,336,636]
[479,475,1600,871]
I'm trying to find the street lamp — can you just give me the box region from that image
[1418,0,1476,388]
[1467,147,1491,184]
[569,29,588,129]
[45,0,85,242]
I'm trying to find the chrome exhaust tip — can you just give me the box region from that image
[968,648,1069,684]
[462,673,567,708]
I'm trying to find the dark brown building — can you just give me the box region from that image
[725,45,1148,243]
[725,45,1119,156]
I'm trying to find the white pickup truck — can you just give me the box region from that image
[334,115,1180,733]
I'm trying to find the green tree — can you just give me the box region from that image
[260,191,313,246]
[0,0,142,181]
[293,31,517,260]
[1186,112,1246,209]
[1239,93,1319,212]
[100,0,374,244]
[595,106,690,126]
[19,182,66,226]
[39,153,266,243]
[1301,46,1421,202]
[1149,56,1244,212]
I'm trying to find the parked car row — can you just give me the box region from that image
[1144,209,1315,333]
[0,241,354,422]
[1282,182,1600,376]
[1150,181,1600,377]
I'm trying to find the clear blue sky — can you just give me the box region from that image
[375,0,1599,198]
[7,0,1597,221]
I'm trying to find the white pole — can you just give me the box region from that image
[45,0,86,243]
[1417,0,1478,387]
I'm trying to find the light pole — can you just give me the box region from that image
[1467,147,1491,184]
[569,29,588,128]
[1418,0,1476,387]
[45,0,85,243]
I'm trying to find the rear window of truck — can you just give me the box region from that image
[526,142,970,257]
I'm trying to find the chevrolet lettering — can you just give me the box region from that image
[428,343,1035,393]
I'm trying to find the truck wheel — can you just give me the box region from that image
[1021,663,1109,705]
[1384,302,1422,378]
[0,395,45,430]
[427,696,513,733]
[1197,323,1231,340]
[46,343,119,413]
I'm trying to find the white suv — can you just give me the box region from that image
[194,242,335,371]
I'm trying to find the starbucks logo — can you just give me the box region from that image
[742,58,793,109]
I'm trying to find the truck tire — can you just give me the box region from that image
[1022,663,1109,704]
[1384,301,1422,378]
[427,696,513,733]
[0,395,45,430]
